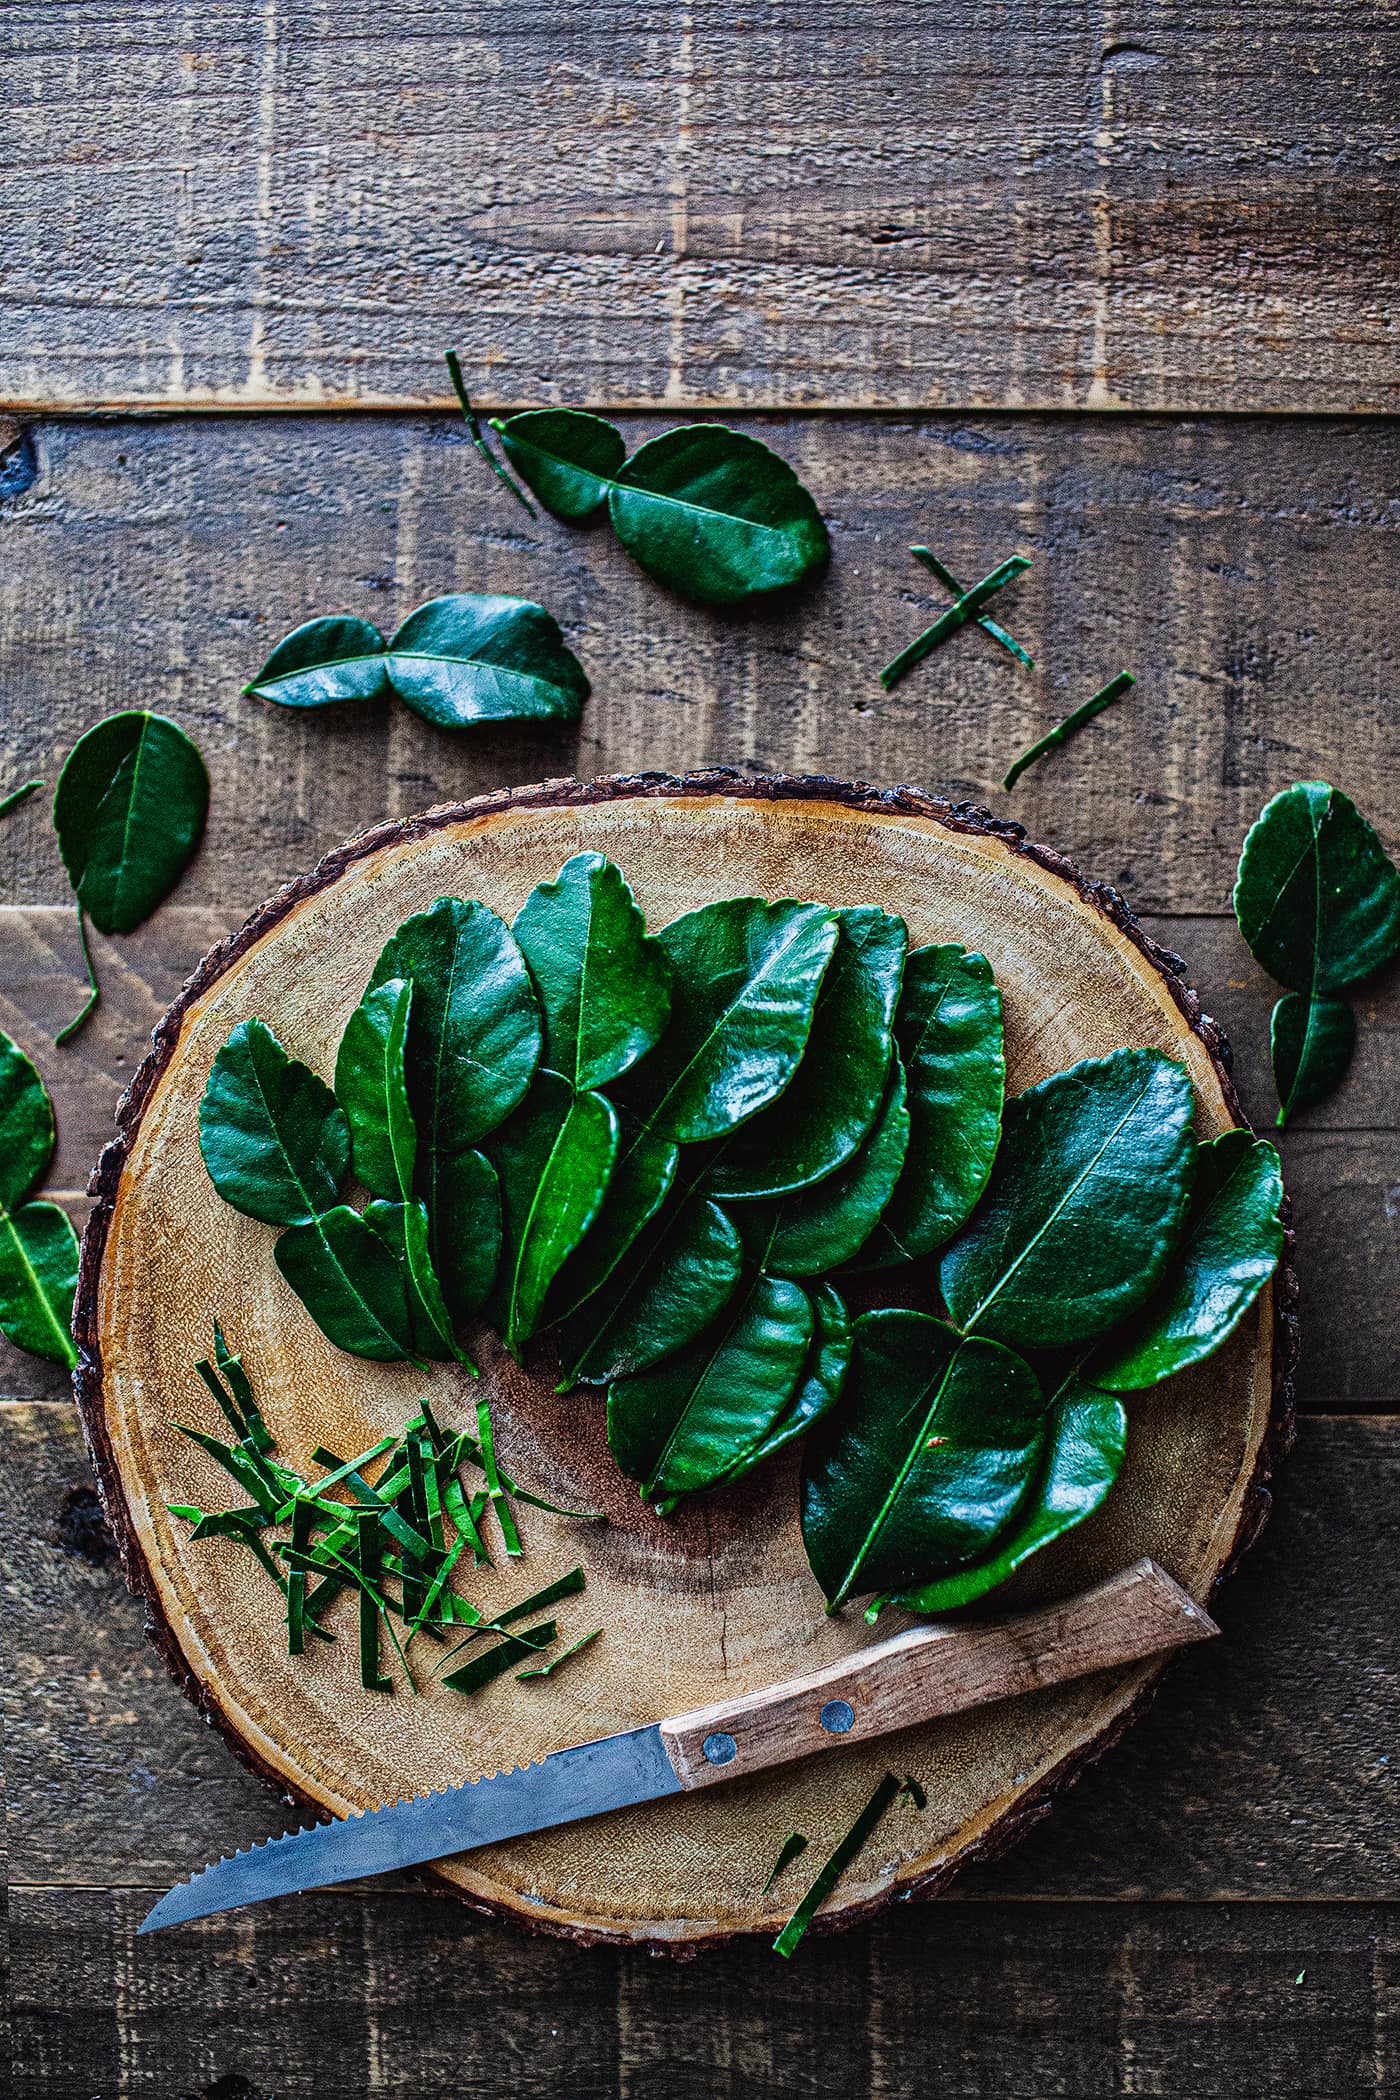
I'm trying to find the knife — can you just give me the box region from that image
[139,1556,1215,1933]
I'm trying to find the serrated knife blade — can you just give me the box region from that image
[139,1557,1216,1933]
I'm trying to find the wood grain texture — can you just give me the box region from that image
[3,5,1396,412]
[11,1885,1397,2099]
[3,413,1396,922]
[8,1406,1395,1904]
[70,780,1285,1946]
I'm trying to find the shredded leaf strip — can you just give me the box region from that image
[1002,670,1136,790]
[772,1773,904,1958]
[54,902,100,1047]
[355,1512,394,1691]
[476,1397,522,1556]
[442,1620,557,1694]
[517,1626,601,1680]
[310,1445,435,1561]
[0,777,43,821]
[444,350,537,518]
[212,1322,275,1452]
[909,549,1034,668]
[760,1831,809,1897]
[879,556,1032,692]
[286,1496,313,1655]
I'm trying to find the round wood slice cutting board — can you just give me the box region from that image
[74,772,1295,1951]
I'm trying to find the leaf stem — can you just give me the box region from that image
[0,778,43,821]
[1002,670,1136,790]
[444,350,538,518]
[55,903,100,1046]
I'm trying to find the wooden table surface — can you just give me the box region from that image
[3,7,1397,2095]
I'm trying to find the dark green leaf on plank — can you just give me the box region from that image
[431,1146,502,1328]
[54,712,209,936]
[334,976,416,1200]
[882,1379,1126,1616]
[850,943,1003,1268]
[761,1831,810,1898]
[772,1772,904,1959]
[1270,992,1356,1126]
[801,1309,1045,1609]
[517,1626,602,1680]
[749,1062,910,1277]
[363,1199,463,1364]
[608,425,829,606]
[0,1029,55,1210]
[880,556,1030,693]
[0,778,43,821]
[486,1071,620,1355]
[0,1200,79,1367]
[384,595,588,729]
[444,349,538,517]
[1002,670,1136,791]
[618,898,838,1144]
[940,1048,1195,1351]
[715,1283,851,1478]
[607,1272,814,1510]
[513,854,671,1091]
[493,408,627,521]
[555,1183,743,1387]
[274,1204,418,1361]
[1091,1131,1284,1391]
[1235,781,1400,999]
[245,617,391,710]
[369,897,541,1156]
[546,1121,678,1322]
[199,1018,349,1226]
[707,906,907,1202]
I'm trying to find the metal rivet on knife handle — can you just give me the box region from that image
[656,1557,1217,1790]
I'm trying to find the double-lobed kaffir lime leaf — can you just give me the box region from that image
[247,594,589,730]
[0,1029,79,1368]
[200,1019,350,1227]
[513,854,671,1092]
[334,977,416,1201]
[1234,781,1400,1124]
[487,408,829,606]
[53,711,210,1044]
[743,1062,911,1277]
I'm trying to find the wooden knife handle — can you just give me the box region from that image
[658,1557,1217,1790]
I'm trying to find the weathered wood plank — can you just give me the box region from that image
[3,414,1397,920]
[3,4,1395,413]
[5,1405,1398,1901]
[10,1885,1394,2099]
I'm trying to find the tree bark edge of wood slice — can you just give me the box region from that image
[72,770,1299,1953]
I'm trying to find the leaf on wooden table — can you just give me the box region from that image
[750,1063,910,1278]
[554,1181,743,1387]
[716,1282,852,1478]
[0,1029,55,1211]
[54,711,209,935]
[849,942,1004,1268]
[199,1018,350,1227]
[707,906,907,1202]
[940,1049,1196,1351]
[1270,992,1356,1126]
[494,408,627,520]
[486,1071,621,1355]
[1235,780,1400,997]
[245,616,392,709]
[274,1204,418,1361]
[384,594,589,728]
[512,853,671,1091]
[618,897,839,1143]
[608,425,829,605]
[430,1146,502,1329]
[334,976,417,1200]
[1091,1130,1284,1391]
[801,1309,1046,1609]
[545,1119,679,1321]
[363,1198,463,1364]
[0,1199,79,1368]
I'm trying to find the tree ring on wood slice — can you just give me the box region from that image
[73,772,1296,1951]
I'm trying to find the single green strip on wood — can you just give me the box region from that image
[772,1773,904,1958]
[1002,671,1136,790]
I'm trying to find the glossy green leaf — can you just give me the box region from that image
[245,616,391,709]
[334,977,416,1200]
[274,1204,417,1360]
[940,1048,1196,1351]
[546,1121,679,1321]
[54,711,209,935]
[369,896,541,1161]
[747,1063,910,1278]
[494,409,626,520]
[487,1071,621,1354]
[0,1030,55,1210]
[801,1309,1045,1608]
[607,425,829,606]
[1092,1130,1284,1391]
[430,1146,502,1327]
[199,1018,349,1227]
[721,1283,852,1477]
[1271,992,1356,1125]
[887,1380,1126,1614]
[619,898,839,1144]
[512,854,671,1091]
[384,594,589,729]
[607,1273,814,1510]
[0,1200,79,1367]
[851,943,1004,1267]
[363,1198,462,1363]
[707,907,907,1201]
[555,1184,743,1387]
[1234,780,1400,996]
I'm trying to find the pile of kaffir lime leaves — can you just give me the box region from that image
[192,850,1290,1633]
